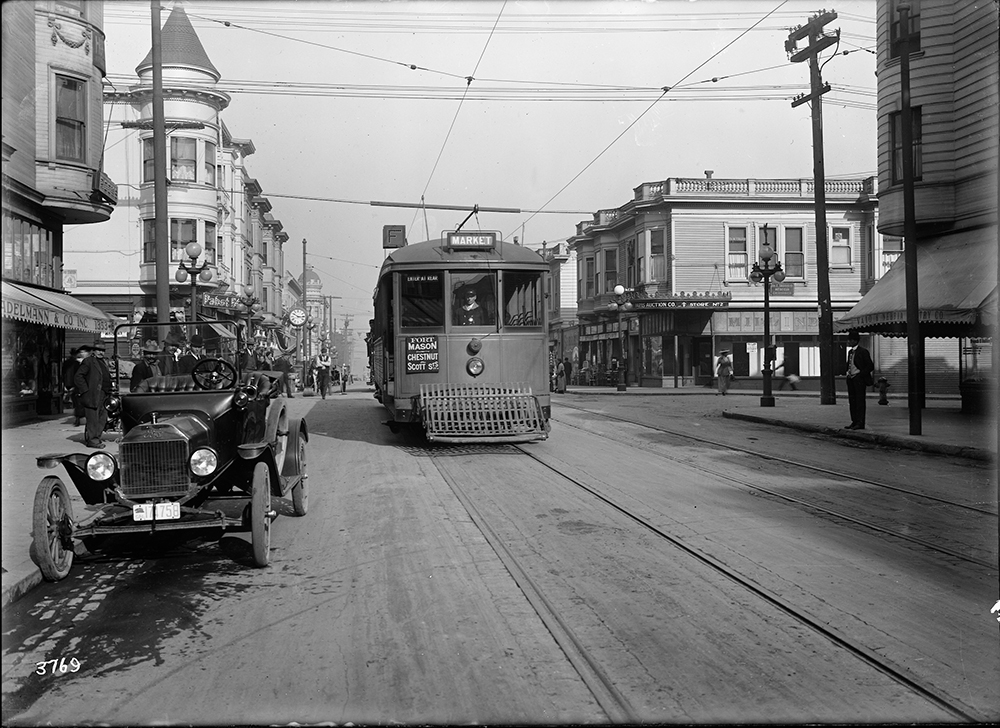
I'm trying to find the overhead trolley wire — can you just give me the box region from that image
[504,0,792,239]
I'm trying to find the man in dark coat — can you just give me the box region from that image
[62,345,89,426]
[272,353,294,397]
[178,335,206,375]
[74,339,113,448]
[844,331,875,430]
[130,341,163,392]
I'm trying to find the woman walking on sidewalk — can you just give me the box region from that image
[716,350,733,396]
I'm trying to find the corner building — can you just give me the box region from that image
[570,175,883,389]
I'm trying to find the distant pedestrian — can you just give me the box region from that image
[340,364,349,394]
[775,360,800,391]
[315,348,333,398]
[716,350,733,395]
[555,359,566,393]
[62,346,89,426]
[563,357,573,389]
[74,339,112,448]
[844,332,875,430]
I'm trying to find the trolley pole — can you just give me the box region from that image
[787,11,839,405]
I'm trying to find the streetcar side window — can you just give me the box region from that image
[451,273,497,328]
[502,271,543,327]
[400,272,444,328]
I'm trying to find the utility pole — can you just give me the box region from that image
[787,10,839,405]
[151,0,170,324]
[300,238,307,382]
[896,2,924,435]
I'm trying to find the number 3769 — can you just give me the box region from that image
[35,657,81,675]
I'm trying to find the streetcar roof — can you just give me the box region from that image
[379,237,546,274]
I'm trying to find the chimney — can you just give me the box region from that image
[705,170,714,179]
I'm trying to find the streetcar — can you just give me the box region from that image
[369,227,550,443]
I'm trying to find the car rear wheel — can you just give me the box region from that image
[250,462,271,567]
[289,427,308,516]
[32,477,75,581]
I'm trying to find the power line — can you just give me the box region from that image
[505,0,794,238]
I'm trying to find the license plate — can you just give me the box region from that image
[132,502,181,521]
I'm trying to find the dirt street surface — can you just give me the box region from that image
[2,390,997,724]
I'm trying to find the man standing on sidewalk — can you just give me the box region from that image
[844,331,875,430]
[74,339,112,449]
[61,345,89,426]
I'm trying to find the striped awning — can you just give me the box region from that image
[834,228,997,337]
[2,281,121,334]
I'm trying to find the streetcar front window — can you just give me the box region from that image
[502,271,543,327]
[451,273,497,328]
[400,272,444,328]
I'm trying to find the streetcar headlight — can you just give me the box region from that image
[466,357,485,377]
[189,448,218,476]
[86,452,116,481]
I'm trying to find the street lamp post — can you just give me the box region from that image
[749,229,785,407]
[175,242,213,335]
[237,284,260,361]
[608,284,633,392]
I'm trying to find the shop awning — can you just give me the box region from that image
[2,281,121,334]
[834,229,997,337]
[198,319,237,339]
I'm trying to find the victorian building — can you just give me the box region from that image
[63,4,290,354]
[2,0,119,421]
[569,174,883,389]
[836,0,997,407]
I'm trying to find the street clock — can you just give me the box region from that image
[288,307,308,327]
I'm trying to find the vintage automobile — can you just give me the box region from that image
[31,321,308,580]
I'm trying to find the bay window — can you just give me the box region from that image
[170,137,197,181]
[55,75,86,162]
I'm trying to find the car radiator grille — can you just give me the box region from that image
[119,439,190,498]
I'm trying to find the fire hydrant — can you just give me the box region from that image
[877,376,890,405]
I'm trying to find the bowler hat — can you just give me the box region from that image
[190,335,205,347]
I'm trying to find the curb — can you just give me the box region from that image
[1,565,43,610]
[722,411,994,462]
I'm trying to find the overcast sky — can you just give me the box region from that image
[100,0,878,322]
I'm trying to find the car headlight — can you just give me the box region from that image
[86,452,116,481]
[105,394,122,415]
[189,448,218,477]
[466,357,485,377]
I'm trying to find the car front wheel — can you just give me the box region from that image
[250,462,271,567]
[31,477,75,581]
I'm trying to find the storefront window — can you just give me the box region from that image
[2,216,55,286]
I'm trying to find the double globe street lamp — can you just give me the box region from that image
[749,228,785,407]
[175,242,213,334]
[607,284,633,392]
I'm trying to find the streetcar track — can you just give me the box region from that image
[557,402,996,517]
[551,411,996,570]
[494,445,980,722]
[425,443,980,722]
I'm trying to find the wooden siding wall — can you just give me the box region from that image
[2,2,37,187]
[669,209,873,303]
[877,0,999,231]
[876,336,960,394]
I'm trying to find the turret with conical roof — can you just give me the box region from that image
[135,3,220,82]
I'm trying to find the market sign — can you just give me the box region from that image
[405,335,440,373]
[445,231,497,250]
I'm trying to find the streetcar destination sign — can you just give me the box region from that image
[405,335,440,373]
[446,232,497,250]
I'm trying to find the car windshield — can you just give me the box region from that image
[111,320,244,389]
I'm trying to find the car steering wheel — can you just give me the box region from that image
[191,359,237,390]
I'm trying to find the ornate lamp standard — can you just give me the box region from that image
[607,284,633,392]
[749,229,785,407]
[174,242,213,334]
